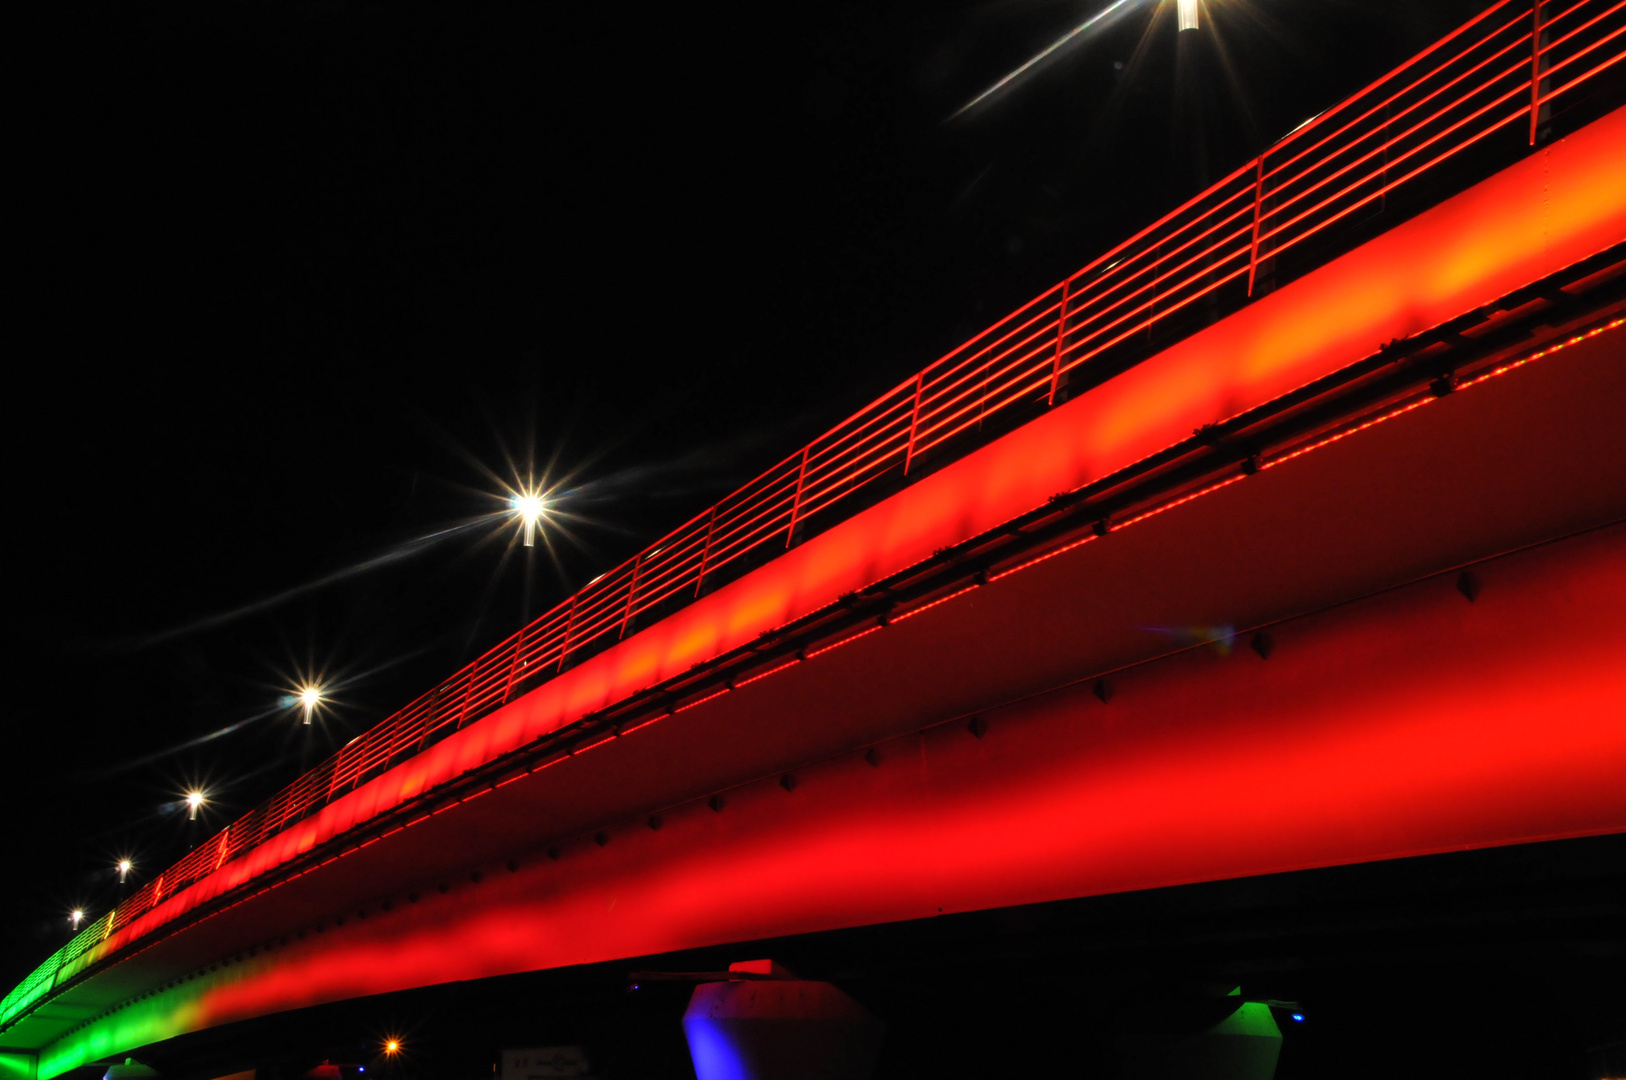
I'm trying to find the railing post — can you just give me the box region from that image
[1528,0,1547,146]
[556,593,582,671]
[785,446,811,547]
[327,749,350,799]
[409,687,444,756]
[499,629,527,704]
[454,668,478,730]
[693,506,719,597]
[1046,281,1073,405]
[1246,155,1265,296]
[619,553,645,637]
[903,373,926,474]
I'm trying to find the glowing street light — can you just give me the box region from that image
[298,683,324,725]
[1177,0,1199,32]
[383,1039,401,1056]
[186,790,205,820]
[117,859,133,884]
[510,490,548,547]
[70,909,84,930]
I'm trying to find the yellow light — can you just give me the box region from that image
[510,490,548,547]
[384,1039,401,1055]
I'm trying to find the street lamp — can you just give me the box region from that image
[298,683,324,725]
[1177,0,1199,32]
[70,910,84,930]
[510,490,548,547]
[117,859,133,884]
[186,790,205,821]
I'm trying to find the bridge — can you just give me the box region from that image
[6,2,1626,1076]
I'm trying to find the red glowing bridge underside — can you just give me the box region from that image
[4,0,1625,1046]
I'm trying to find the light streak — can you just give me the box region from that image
[116,519,490,648]
[952,0,1143,120]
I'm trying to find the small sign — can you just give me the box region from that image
[500,1046,592,1079]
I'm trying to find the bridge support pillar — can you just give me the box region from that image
[1118,995,1282,1080]
[0,1051,37,1080]
[682,962,884,1080]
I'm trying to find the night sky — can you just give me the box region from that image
[3,0,1489,989]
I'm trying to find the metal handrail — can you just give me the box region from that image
[6,0,1621,1030]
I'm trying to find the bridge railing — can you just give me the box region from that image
[6,0,1622,1032]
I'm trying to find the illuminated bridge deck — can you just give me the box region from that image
[4,2,1625,1075]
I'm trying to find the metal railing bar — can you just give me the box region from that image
[1259,87,1530,261]
[1538,44,1626,98]
[1538,0,1622,43]
[1053,224,1256,359]
[1262,107,1529,268]
[1264,0,1521,161]
[1262,7,1530,183]
[1260,47,1532,232]
[1062,202,1257,337]
[1539,19,1626,79]
[1063,181,1259,307]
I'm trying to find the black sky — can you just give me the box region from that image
[2,0,1489,988]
